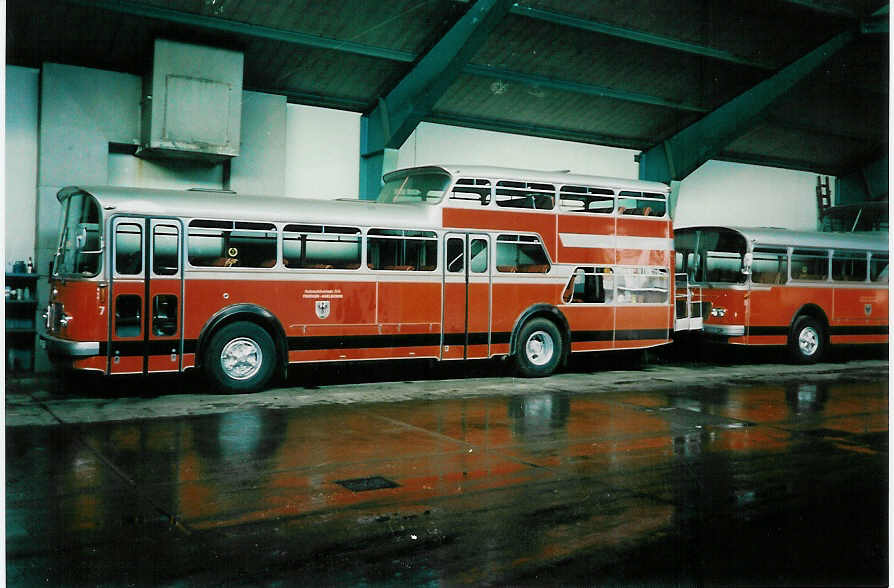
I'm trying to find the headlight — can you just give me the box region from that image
[710,307,727,318]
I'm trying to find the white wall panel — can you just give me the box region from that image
[5,66,39,265]
[285,104,360,199]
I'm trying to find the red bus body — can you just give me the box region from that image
[41,165,679,390]
[675,226,888,360]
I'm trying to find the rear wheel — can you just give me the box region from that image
[789,315,825,364]
[204,322,276,393]
[514,318,563,377]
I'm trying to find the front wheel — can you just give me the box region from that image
[514,318,563,377]
[204,322,276,393]
[789,316,825,364]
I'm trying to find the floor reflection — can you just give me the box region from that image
[6,377,888,585]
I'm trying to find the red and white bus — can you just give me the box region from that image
[674,226,888,362]
[41,165,683,392]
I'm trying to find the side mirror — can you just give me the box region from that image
[741,252,753,275]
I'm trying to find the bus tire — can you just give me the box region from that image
[789,315,825,364]
[204,322,276,393]
[514,318,563,377]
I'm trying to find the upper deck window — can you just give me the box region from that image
[559,186,614,214]
[495,181,555,210]
[449,178,492,206]
[377,171,450,204]
[187,220,277,268]
[617,191,666,217]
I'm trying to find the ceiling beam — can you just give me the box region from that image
[463,64,708,112]
[510,5,774,70]
[66,0,416,63]
[638,29,856,183]
[70,0,745,116]
[359,0,514,199]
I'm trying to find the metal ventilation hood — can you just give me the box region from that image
[137,39,244,162]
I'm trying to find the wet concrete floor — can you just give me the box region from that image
[6,354,889,586]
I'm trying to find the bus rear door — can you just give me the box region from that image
[109,217,184,374]
[443,233,491,360]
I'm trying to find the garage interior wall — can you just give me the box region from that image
[5,62,823,371]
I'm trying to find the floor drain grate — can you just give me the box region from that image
[336,476,400,492]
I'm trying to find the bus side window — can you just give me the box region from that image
[496,235,550,273]
[559,186,614,214]
[791,249,829,281]
[450,178,491,206]
[283,224,361,270]
[618,191,667,217]
[187,220,276,268]
[470,238,488,273]
[115,223,143,275]
[153,225,179,276]
[368,229,437,271]
[751,248,788,285]
[832,250,868,282]
[563,267,609,303]
[870,253,888,282]
[496,181,555,210]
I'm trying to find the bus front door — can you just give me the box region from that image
[109,217,183,374]
[443,233,491,360]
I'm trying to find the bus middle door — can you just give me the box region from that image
[109,217,183,374]
[443,233,491,360]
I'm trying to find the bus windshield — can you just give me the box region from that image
[678,228,747,284]
[376,171,450,204]
[54,192,103,277]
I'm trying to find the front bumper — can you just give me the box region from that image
[39,333,100,358]
[703,324,745,337]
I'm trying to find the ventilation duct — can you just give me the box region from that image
[137,39,244,161]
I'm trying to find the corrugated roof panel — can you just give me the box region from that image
[432,74,699,146]
[723,124,873,173]
[516,0,856,68]
[136,0,463,56]
[243,38,405,108]
[472,14,769,111]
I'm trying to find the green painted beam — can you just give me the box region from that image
[464,64,708,112]
[639,29,856,183]
[510,5,774,70]
[359,0,514,199]
[67,0,416,63]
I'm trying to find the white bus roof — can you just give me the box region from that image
[59,186,442,229]
[677,225,890,252]
[385,165,669,194]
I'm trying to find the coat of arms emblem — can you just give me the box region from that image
[316,300,331,319]
[865,304,872,317]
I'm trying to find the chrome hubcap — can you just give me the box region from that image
[525,330,555,366]
[798,326,819,356]
[220,337,263,380]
